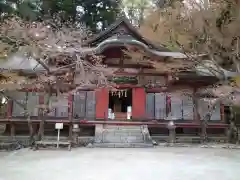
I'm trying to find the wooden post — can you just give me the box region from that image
[10,122,15,140]
[226,106,236,143]
[165,75,171,117]
[38,93,45,140]
[7,99,13,119]
[220,103,225,122]
[166,94,171,116]
[192,88,199,122]
[7,100,14,140]
[68,93,73,140]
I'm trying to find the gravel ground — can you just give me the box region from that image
[0,147,239,180]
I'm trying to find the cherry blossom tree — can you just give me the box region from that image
[127,0,240,143]
[0,15,114,142]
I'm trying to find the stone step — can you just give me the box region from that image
[102,131,143,136]
[103,129,142,132]
[103,125,142,130]
[93,142,154,148]
[102,136,144,143]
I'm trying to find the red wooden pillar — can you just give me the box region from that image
[132,88,146,120]
[96,88,109,119]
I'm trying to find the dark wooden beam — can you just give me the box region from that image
[107,63,153,69]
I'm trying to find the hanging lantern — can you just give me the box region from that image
[118,91,121,98]
[125,90,127,97]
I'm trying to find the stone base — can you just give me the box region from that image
[93,142,153,148]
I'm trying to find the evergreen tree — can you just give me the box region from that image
[0,0,121,32]
[76,0,121,32]
[40,0,77,22]
[0,0,41,20]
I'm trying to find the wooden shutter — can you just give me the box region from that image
[146,93,155,119]
[27,92,39,116]
[155,93,166,120]
[55,94,68,117]
[169,93,182,120]
[73,91,86,118]
[86,91,96,119]
[132,88,146,119]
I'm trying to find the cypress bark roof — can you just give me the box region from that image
[85,17,171,52]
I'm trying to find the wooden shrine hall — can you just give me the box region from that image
[0,18,228,139]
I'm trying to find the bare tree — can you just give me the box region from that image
[0,15,114,143]
[127,0,240,143]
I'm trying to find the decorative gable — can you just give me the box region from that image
[86,18,152,48]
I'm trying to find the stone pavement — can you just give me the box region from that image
[0,147,240,180]
[157,142,240,149]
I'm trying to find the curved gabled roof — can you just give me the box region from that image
[82,37,186,58]
[85,17,171,52]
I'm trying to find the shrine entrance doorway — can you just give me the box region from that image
[108,89,132,120]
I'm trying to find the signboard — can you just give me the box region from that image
[55,123,63,130]
[111,76,138,84]
[55,122,63,148]
[73,124,79,129]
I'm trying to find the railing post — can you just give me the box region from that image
[10,122,15,140]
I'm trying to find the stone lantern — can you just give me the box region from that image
[72,124,80,145]
[166,118,176,145]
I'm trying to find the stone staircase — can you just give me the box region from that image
[94,125,153,148]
